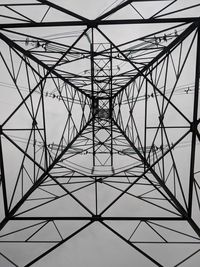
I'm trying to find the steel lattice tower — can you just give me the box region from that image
[0,1,200,266]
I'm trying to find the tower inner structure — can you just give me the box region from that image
[0,1,200,267]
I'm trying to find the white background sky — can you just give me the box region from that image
[0,1,200,267]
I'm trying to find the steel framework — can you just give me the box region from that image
[0,1,200,266]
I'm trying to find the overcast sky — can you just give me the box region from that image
[0,1,200,267]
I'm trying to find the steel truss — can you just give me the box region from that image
[0,1,200,266]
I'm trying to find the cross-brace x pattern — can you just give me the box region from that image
[0,1,200,266]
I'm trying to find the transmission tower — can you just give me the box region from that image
[0,1,200,266]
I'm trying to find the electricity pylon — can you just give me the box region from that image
[0,1,200,266]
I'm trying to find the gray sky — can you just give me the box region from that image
[0,1,200,266]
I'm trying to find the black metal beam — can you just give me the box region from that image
[97,17,200,25]
[188,26,200,216]
[0,17,199,29]
[36,0,90,23]
[0,136,8,217]
[11,216,185,221]
[90,28,96,167]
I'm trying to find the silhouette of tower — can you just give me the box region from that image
[0,1,200,266]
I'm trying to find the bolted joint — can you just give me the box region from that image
[87,20,98,28]
[158,114,164,122]
[190,121,198,132]
[91,214,102,222]
[97,178,103,183]
[32,119,37,127]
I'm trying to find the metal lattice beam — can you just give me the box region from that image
[0,1,200,266]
